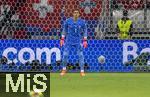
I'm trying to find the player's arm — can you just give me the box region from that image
[60,20,68,46]
[83,20,88,48]
[129,23,133,39]
[116,24,121,39]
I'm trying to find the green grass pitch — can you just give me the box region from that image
[50,73,150,97]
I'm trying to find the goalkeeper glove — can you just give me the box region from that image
[60,37,65,47]
[83,38,87,48]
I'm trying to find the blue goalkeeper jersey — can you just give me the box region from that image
[62,17,87,45]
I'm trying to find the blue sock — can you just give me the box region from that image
[62,51,68,70]
[78,51,85,72]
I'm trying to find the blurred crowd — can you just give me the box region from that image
[0,0,150,40]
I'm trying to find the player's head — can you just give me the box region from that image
[123,10,128,17]
[122,10,129,20]
[73,9,80,19]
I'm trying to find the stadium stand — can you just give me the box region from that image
[0,0,149,39]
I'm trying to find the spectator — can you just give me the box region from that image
[117,10,133,39]
[0,1,25,39]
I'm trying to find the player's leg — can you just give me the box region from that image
[62,50,69,70]
[77,45,85,76]
[60,45,69,76]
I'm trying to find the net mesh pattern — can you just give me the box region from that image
[0,0,149,72]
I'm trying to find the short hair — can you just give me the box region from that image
[73,8,80,12]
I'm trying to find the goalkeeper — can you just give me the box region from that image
[60,9,88,76]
